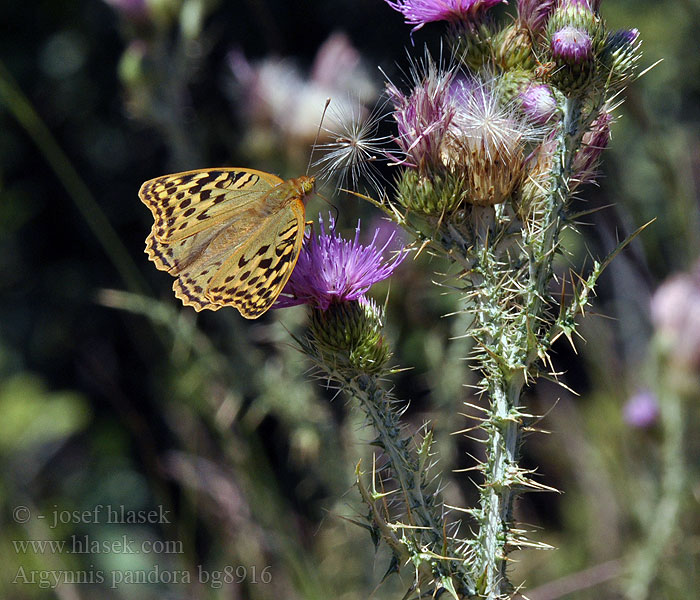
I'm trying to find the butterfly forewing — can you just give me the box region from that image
[139,168,284,243]
[139,167,313,318]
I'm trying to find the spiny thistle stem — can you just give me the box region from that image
[346,371,476,597]
[471,94,602,598]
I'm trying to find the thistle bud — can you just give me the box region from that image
[518,82,558,124]
[600,28,642,89]
[545,0,603,95]
[571,110,612,187]
[396,168,467,214]
[548,26,595,94]
[516,0,556,36]
[309,298,390,374]
[494,24,536,71]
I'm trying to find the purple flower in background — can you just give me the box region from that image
[384,0,506,32]
[519,83,557,124]
[517,0,555,34]
[623,390,659,428]
[275,215,406,311]
[551,26,593,64]
[651,261,700,370]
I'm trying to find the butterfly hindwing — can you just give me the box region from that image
[205,198,306,318]
[139,168,284,243]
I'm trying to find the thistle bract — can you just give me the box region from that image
[309,297,390,373]
[516,0,556,35]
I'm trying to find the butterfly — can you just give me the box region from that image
[139,168,315,318]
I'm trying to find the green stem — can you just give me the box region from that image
[478,372,525,597]
[625,363,687,599]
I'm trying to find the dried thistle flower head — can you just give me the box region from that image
[445,77,537,206]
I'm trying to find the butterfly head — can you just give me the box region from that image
[297,175,315,198]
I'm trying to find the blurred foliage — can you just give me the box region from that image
[0,0,698,598]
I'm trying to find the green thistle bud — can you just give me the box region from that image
[494,25,537,71]
[498,68,535,104]
[396,169,466,215]
[547,0,600,35]
[450,24,496,72]
[309,298,390,374]
[599,28,642,89]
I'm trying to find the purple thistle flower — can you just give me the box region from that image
[550,25,593,64]
[386,61,456,171]
[519,83,557,124]
[517,0,555,34]
[384,0,506,33]
[275,215,406,311]
[623,390,659,428]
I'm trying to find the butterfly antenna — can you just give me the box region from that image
[314,190,340,226]
[307,98,332,176]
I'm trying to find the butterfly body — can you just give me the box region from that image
[139,168,314,318]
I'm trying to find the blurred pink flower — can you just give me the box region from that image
[229,33,376,150]
[651,261,700,370]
